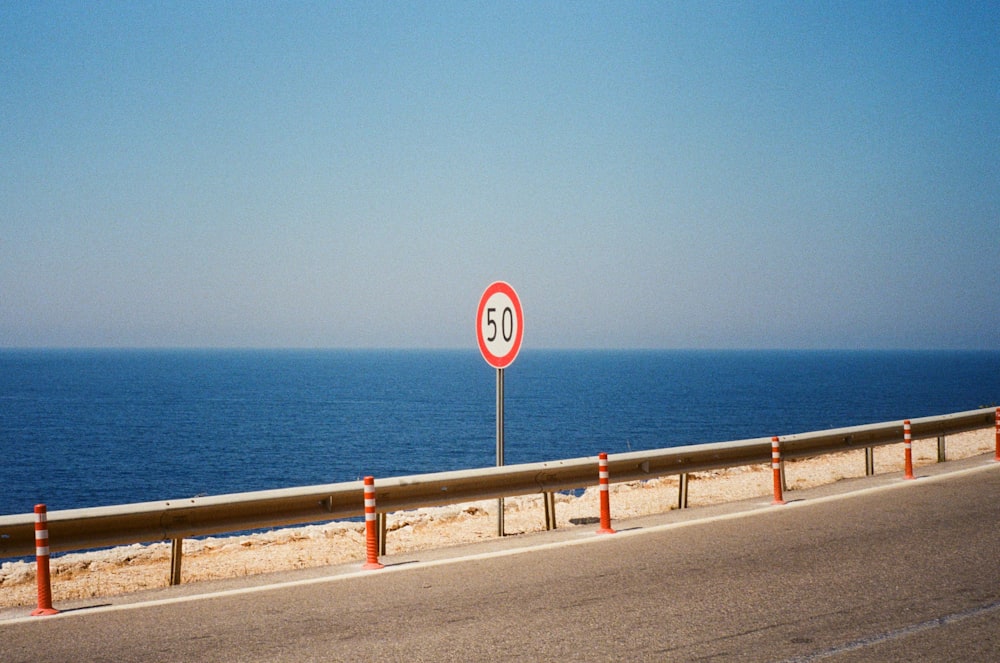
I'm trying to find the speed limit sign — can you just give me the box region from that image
[476,281,523,369]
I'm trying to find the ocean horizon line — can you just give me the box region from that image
[3,346,998,354]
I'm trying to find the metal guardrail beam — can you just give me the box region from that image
[1,407,995,559]
[776,407,995,461]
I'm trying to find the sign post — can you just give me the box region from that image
[476,281,523,537]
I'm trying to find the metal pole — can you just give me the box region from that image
[544,492,556,530]
[170,538,183,586]
[497,367,505,537]
[378,512,387,556]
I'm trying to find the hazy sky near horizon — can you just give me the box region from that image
[2,2,998,350]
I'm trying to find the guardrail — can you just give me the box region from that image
[1,407,996,575]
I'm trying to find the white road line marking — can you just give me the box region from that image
[782,599,1000,662]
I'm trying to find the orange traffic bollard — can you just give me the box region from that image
[31,504,59,616]
[596,453,616,534]
[771,437,786,505]
[362,477,384,570]
[994,408,999,462]
[903,420,915,480]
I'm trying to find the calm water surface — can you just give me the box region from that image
[2,349,998,516]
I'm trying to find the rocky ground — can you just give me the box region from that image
[1,429,993,608]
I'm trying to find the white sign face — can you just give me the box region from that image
[476,281,523,369]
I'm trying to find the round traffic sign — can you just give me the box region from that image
[476,281,523,369]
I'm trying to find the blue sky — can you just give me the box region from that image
[2,2,998,350]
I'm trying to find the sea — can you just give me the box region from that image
[2,349,999,518]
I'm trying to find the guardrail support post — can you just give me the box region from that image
[771,438,786,505]
[543,492,556,530]
[678,473,689,509]
[378,513,388,556]
[903,420,915,480]
[865,447,875,476]
[169,538,184,586]
[31,504,59,616]
[937,435,946,463]
[362,476,384,570]
[597,453,615,534]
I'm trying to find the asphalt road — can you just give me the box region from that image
[3,459,999,662]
